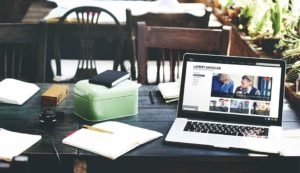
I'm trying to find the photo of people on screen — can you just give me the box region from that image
[209,98,229,112]
[233,75,261,100]
[211,73,234,97]
[251,101,270,115]
[210,73,272,101]
[230,100,249,114]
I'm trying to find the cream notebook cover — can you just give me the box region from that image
[62,121,163,159]
[158,82,180,103]
[158,82,180,99]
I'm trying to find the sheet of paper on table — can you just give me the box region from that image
[280,129,300,156]
[0,128,41,162]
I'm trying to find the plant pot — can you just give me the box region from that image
[261,38,280,55]
[213,0,221,8]
[237,16,250,33]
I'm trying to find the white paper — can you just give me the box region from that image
[62,121,163,159]
[280,129,300,156]
[0,128,41,161]
[0,78,40,105]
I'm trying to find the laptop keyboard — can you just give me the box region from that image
[184,121,269,138]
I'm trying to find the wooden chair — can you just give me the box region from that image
[137,21,232,84]
[51,6,125,83]
[0,22,47,82]
[126,7,212,81]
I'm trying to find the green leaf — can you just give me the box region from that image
[271,0,282,37]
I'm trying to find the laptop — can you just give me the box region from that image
[165,53,286,154]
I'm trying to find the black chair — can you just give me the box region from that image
[51,6,125,83]
[0,22,47,82]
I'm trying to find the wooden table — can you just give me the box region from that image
[22,0,222,28]
[0,84,300,173]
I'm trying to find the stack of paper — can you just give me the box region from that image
[62,121,163,160]
[0,128,41,161]
[157,82,180,103]
[0,78,40,105]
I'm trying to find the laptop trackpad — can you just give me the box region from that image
[206,135,242,148]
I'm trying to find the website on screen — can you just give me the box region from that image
[182,61,282,119]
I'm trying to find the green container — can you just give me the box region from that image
[73,79,139,122]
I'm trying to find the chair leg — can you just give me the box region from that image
[176,51,181,80]
[169,49,174,82]
[129,37,137,80]
[17,46,24,79]
[156,56,160,84]
[162,49,165,83]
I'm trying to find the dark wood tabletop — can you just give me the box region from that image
[0,83,300,173]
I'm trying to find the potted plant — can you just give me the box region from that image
[261,0,283,54]
[235,0,256,32]
[275,13,300,82]
[218,0,234,14]
[245,0,286,55]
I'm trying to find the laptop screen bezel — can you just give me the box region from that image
[177,53,286,126]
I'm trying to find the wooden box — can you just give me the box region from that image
[41,84,69,106]
[285,83,300,113]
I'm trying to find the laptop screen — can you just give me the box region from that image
[177,53,286,126]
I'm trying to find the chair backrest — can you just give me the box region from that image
[137,21,231,84]
[126,7,212,81]
[0,22,47,82]
[53,6,125,82]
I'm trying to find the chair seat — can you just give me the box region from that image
[51,59,132,82]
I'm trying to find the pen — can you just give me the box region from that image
[165,98,179,103]
[82,125,114,134]
[149,91,154,104]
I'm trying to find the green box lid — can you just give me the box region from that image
[74,79,140,101]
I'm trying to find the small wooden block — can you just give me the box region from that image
[41,84,69,106]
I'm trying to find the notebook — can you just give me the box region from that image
[165,53,286,154]
[62,121,162,159]
[158,82,180,103]
[0,78,40,105]
[89,70,130,88]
